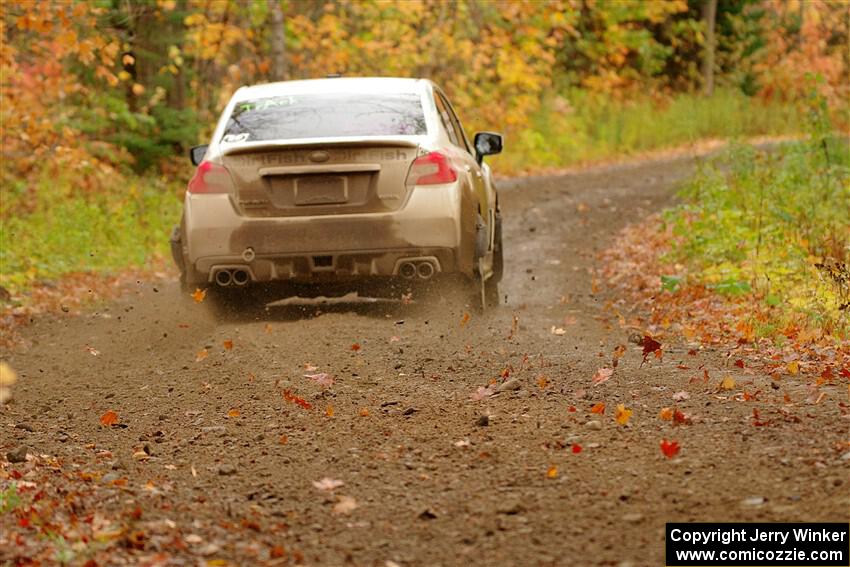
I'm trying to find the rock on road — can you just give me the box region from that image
[2,154,847,566]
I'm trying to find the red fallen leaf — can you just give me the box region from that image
[676,364,690,369]
[590,402,606,414]
[282,390,312,410]
[571,443,582,454]
[839,367,850,379]
[734,359,745,368]
[660,439,680,459]
[18,516,30,528]
[241,518,261,531]
[270,545,287,559]
[752,408,769,426]
[567,405,577,412]
[612,344,626,367]
[501,366,512,379]
[178,323,190,328]
[640,336,662,366]
[687,349,698,356]
[818,367,835,384]
[99,410,119,426]
[351,343,361,352]
[10,469,22,479]
[672,409,690,425]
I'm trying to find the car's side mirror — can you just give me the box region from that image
[189,145,209,166]
[473,132,503,164]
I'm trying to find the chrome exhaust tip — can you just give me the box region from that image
[214,269,233,287]
[399,262,417,279]
[416,261,435,279]
[232,269,250,286]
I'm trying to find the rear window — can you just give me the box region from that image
[222,93,427,142]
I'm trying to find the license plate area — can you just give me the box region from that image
[293,175,348,206]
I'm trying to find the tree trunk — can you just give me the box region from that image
[701,0,717,96]
[269,0,287,80]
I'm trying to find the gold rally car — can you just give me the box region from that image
[171,77,503,311]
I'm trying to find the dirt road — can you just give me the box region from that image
[2,155,848,566]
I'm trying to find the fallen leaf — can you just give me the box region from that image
[787,361,800,375]
[389,335,401,342]
[313,477,344,491]
[282,390,312,410]
[672,409,689,425]
[305,373,335,388]
[226,409,240,418]
[279,435,288,445]
[537,376,549,389]
[195,349,208,362]
[615,404,632,425]
[333,495,358,515]
[639,335,662,366]
[660,439,680,458]
[590,402,606,414]
[672,391,690,401]
[567,405,577,412]
[85,345,101,356]
[546,465,558,479]
[99,410,119,426]
[571,444,582,454]
[223,339,233,351]
[659,407,673,421]
[719,375,736,390]
[470,386,494,401]
[460,312,470,327]
[264,323,272,334]
[191,288,206,303]
[734,359,745,368]
[351,343,361,352]
[550,326,566,336]
[359,408,370,417]
[612,344,626,367]
[325,405,335,417]
[304,363,318,372]
[592,368,614,385]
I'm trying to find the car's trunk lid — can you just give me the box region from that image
[221,138,420,218]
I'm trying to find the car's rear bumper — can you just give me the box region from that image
[181,185,474,285]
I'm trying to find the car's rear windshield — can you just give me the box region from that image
[222,92,427,142]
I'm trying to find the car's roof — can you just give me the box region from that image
[233,77,431,101]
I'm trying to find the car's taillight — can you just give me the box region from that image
[188,161,234,194]
[406,151,457,186]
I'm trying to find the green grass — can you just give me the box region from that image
[0,173,182,293]
[663,130,850,334]
[492,88,806,172]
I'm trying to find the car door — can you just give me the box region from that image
[433,90,495,274]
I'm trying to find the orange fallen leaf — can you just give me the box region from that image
[223,339,233,351]
[264,323,272,334]
[590,402,606,414]
[719,375,735,390]
[537,376,549,389]
[195,349,208,362]
[99,410,119,426]
[787,361,799,375]
[351,343,361,352]
[279,435,288,445]
[359,408,370,417]
[460,312,470,327]
[659,407,673,421]
[325,405,335,417]
[191,288,206,303]
[546,465,558,479]
[660,439,680,458]
[614,404,632,425]
[226,409,240,418]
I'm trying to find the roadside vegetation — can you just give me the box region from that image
[602,96,849,377]
[1,0,847,310]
